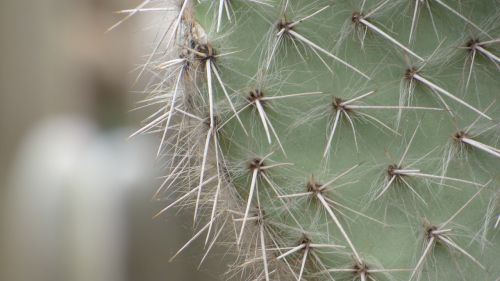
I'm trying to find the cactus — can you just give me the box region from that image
[125,0,500,280]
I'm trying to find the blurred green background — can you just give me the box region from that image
[0,1,224,280]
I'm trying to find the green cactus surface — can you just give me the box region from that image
[129,0,500,280]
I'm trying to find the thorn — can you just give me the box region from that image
[194,128,214,221]
[261,91,323,101]
[255,100,272,144]
[440,186,486,229]
[211,62,248,135]
[324,196,387,225]
[116,7,175,14]
[278,192,313,199]
[135,0,189,83]
[107,0,151,32]
[205,136,223,244]
[361,272,367,281]
[308,243,345,249]
[341,90,376,105]
[439,235,485,270]
[206,61,216,129]
[157,69,184,156]
[344,112,359,152]
[461,137,500,158]
[412,73,492,120]
[409,236,435,281]
[408,0,420,44]
[434,0,492,39]
[399,171,484,187]
[345,105,443,111]
[399,123,420,166]
[288,6,330,29]
[287,30,371,79]
[317,193,362,264]
[375,175,396,200]
[237,169,259,245]
[319,164,360,191]
[357,112,400,135]
[129,110,171,138]
[298,247,309,281]
[169,213,221,262]
[199,217,227,268]
[262,107,287,156]
[259,221,270,281]
[153,175,217,219]
[357,17,424,62]
[217,0,225,32]
[400,177,428,205]
[324,110,341,158]
[276,244,306,260]
[465,48,476,90]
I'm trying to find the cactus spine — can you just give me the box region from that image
[126,0,499,280]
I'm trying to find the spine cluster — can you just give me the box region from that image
[124,0,499,280]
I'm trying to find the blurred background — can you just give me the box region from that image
[0,1,224,280]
